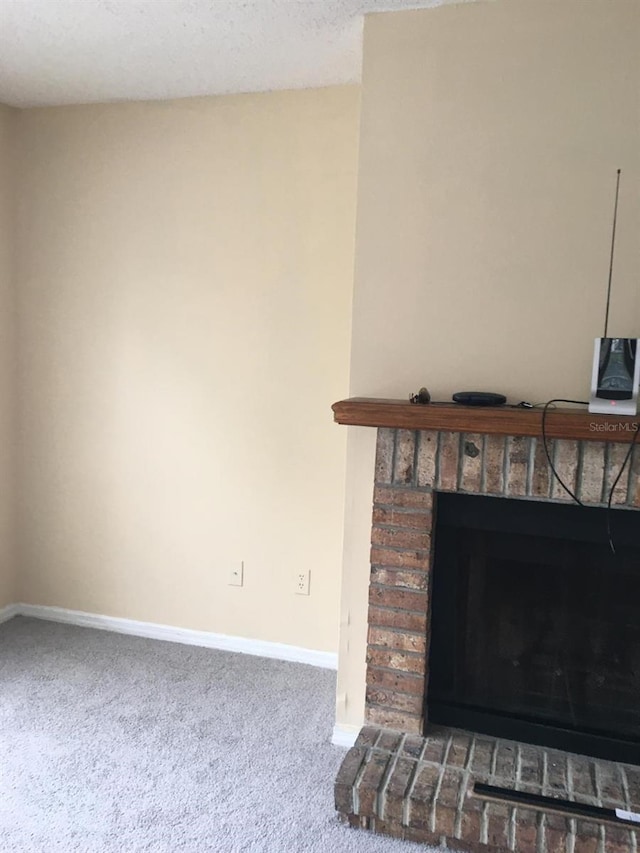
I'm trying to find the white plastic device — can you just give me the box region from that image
[588,337,640,416]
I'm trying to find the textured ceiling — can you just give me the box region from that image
[0,0,470,108]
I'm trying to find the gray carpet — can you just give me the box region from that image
[0,617,438,853]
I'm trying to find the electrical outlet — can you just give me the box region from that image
[296,570,310,596]
[229,562,244,587]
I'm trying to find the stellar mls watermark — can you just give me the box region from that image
[589,421,639,432]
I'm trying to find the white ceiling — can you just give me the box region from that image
[0,0,471,109]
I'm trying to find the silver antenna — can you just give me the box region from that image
[603,169,621,338]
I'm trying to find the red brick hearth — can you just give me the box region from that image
[332,400,640,852]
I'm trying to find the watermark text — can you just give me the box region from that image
[589,421,639,432]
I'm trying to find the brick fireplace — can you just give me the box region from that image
[332,399,640,853]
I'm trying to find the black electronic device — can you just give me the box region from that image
[452,391,507,407]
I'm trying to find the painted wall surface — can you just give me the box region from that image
[336,0,640,730]
[15,87,360,651]
[0,105,16,610]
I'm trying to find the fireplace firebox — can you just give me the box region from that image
[429,492,640,764]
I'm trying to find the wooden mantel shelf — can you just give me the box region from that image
[332,398,640,444]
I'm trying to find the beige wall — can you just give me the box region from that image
[14,87,360,652]
[336,0,640,730]
[0,105,17,609]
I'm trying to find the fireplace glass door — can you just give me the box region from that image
[428,493,640,764]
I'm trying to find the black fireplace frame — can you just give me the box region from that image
[427,492,640,765]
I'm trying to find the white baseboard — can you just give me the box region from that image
[0,603,19,624]
[332,723,360,748]
[11,603,338,670]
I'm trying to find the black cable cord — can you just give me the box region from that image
[606,424,640,555]
[542,397,640,555]
[541,399,589,506]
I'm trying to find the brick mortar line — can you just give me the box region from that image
[365,746,394,758]
[526,435,536,497]
[365,700,422,720]
[594,759,603,808]
[591,763,621,852]
[367,640,427,652]
[415,757,475,769]
[507,743,522,851]
[434,431,442,490]
[542,751,549,795]
[373,729,387,749]
[369,564,431,572]
[352,748,372,815]
[464,737,476,772]
[576,440,586,503]
[625,444,638,506]
[366,649,425,662]
[536,751,548,853]
[455,432,464,491]
[481,740,500,845]
[371,532,431,548]
[618,765,640,853]
[368,626,426,638]
[490,739,499,781]
[367,664,424,681]
[503,440,513,494]
[369,580,430,591]
[502,433,511,497]
[376,733,405,821]
[535,811,545,853]
[566,755,576,853]
[368,614,428,625]
[411,429,420,489]
[369,583,429,614]
[428,733,452,834]
[620,764,631,810]
[369,604,424,634]
[370,568,430,579]
[454,737,476,839]
[369,585,428,599]
[374,484,434,494]
[403,736,430,826]
[370,567,430,579]
[371,544,431,555]
[373,507,434,518]
[480,800,489,846]
[619,441,632,506]
[367,744,452,761]
[366,681,426,700]
[480,433,488,493]
[368,622,427,636]
[390,428,398,486]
